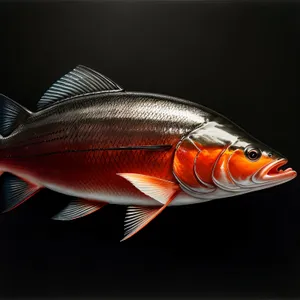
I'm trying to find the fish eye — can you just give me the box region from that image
[244,147,261,161]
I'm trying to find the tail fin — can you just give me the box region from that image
[0,174,41,213]
[0,94,32,137]
[0,95,37,212]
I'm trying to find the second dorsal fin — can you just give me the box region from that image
[37,65,123,111]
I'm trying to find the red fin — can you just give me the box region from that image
[117,173,180,204]
[52,199,107,221]
[121,193,178,242]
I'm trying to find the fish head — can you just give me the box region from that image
[211,139,297,193]
[173,120,297,199]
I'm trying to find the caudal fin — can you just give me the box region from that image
[0,95,37,212]
[0,174,41,213]
[0,94,32,137]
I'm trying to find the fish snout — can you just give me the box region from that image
[253,158,297,184]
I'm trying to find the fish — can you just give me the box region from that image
[0,65,296,241]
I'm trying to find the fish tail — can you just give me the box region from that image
[0,173,41,213]
[0,93,32,138]
[0,94,39,213]
[0,93,31,162]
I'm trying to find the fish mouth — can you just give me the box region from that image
[254,158,297,183]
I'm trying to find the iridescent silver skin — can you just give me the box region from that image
[0,65,296,242]
[0,89,296,206]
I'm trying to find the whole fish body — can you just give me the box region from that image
[0,65,296,240]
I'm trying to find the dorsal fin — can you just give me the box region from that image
[37,65,123,111]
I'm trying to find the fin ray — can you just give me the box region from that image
[37,65,123,111]
[117,173,179,204]
[0,94,32,137]
[52,199,107,221]
[0,174,41,213]
[121,191,177,242]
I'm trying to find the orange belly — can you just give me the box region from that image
[2,147,177,204]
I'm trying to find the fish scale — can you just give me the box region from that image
[0,65,296,241]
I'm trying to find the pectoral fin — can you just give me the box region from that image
[52,199,107,221]
[117,173,180,204]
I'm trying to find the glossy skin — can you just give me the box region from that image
[174,121,296,201]
[0,91,296,206]
[0,92,205,206]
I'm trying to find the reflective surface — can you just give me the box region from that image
[0,1,299,298]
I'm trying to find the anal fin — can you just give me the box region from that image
[52,199,107,221]
[0,174,41,213]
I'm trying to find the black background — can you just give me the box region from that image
[0,1,300,298]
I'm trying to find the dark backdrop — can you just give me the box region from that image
[0,1,299,298]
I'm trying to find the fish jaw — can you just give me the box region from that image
[253,158,297,185]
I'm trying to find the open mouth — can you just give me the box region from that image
[255,158,297,182]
